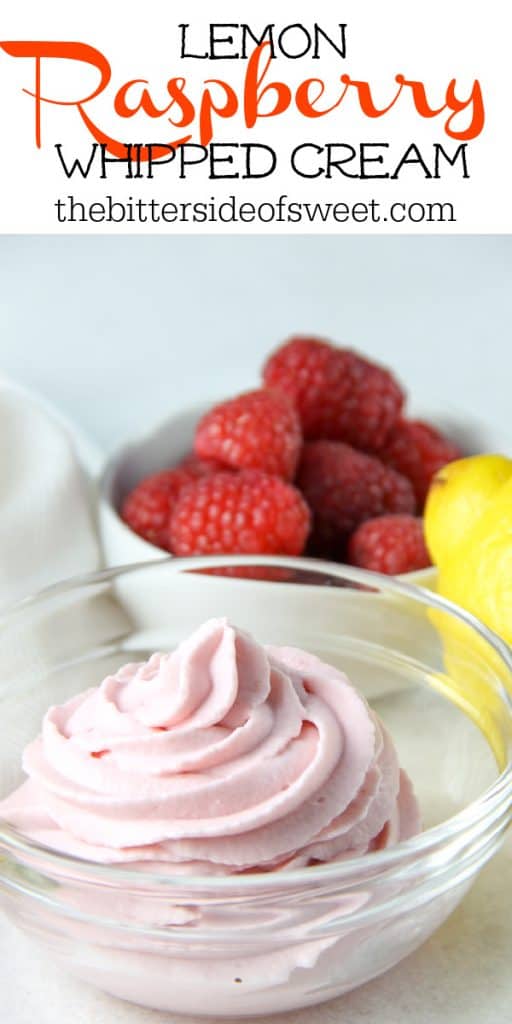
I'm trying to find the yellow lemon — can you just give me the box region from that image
[434,472,512,730]
[427,605,511,767]
[424,453,512,567]
[424,454,512,750]
[436,473,512,645]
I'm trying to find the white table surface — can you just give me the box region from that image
[0,233,511,1021]
[2,837,510,1024]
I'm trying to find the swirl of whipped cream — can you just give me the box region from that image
[0,619,420,870]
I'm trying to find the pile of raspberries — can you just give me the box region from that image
[121,338,461,575]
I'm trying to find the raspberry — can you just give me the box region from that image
[121,454,226,549]
[194,389,302,481]
[347,515,431,575]
[169,471,311,557]
[341,354,405,451]
[379,419,462,508]
[263,337,353,438]
[262,337,404,450]
[121,468,197,549]
[178,453,228,475]
[297,441,415,557]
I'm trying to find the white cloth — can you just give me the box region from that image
[0,380,101,605]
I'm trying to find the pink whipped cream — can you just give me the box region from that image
[0,619,420,871]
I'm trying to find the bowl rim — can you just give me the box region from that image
[0,555,512,893]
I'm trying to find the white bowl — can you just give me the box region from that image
[100,398,509,576]
[97,401,510,684]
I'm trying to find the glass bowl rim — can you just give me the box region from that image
[0,554,511,893]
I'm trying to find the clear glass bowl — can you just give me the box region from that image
[0,557,511,1018]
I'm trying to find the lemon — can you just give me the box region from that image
[427,604,511,767]
[423,453,512,747]
[436,473,512,644]
[424,453,512,567]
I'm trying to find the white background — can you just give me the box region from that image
[0,0,509,232]
[0,233,510,452]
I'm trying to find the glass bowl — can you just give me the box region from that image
[0,556,511,1018]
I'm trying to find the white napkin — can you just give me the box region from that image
[0,379,101,606]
